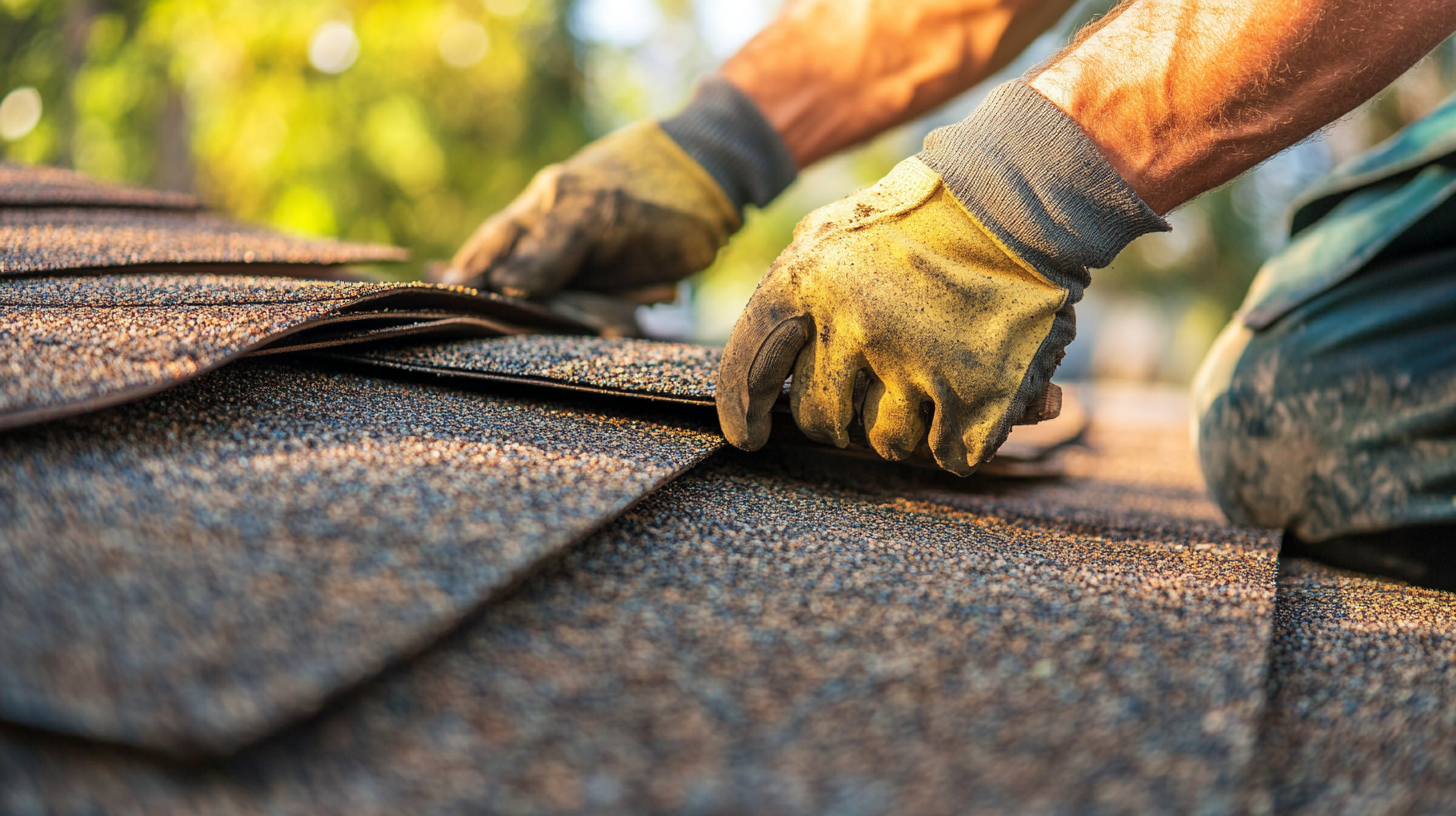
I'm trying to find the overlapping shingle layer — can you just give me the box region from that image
[0,361,722,755]
[0,274,583,430]
[333,336,1090,469]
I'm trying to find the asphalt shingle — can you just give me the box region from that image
[0,392,1282,814]
[0,207,406,276]
[340,335,722,403]
[0,360,722,755]
[0,274,584,430]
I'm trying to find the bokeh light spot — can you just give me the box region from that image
[308,22,360,75]
[439,21,489,68]
[484,0,528,18]
[0,87,43,141]
[272,184,338,237]
[570,0,661,46]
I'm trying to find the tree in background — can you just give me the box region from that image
[0,0,587,271]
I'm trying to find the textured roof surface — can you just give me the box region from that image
[1250,558,1456,815]
[2,323,1450,814]
[0,207,407,275]
[0,274,584,430]
[0,387,1289,814]
[0,162,200,209]
[344,335,723,402]
[0,360,721,755]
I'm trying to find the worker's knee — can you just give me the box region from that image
[1192,318,1307,533]
[1192,255,1456,540]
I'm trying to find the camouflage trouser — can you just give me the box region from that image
[1194,93,1456,542]
[1194,248,1456,542]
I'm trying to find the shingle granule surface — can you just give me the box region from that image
[1248,558,1456,815]
[342,335,723,403]
[0,421,1280,814]
[0,274,585,430]
[0,360,722,756]
[0,161,200,209]
[0,207,407,275]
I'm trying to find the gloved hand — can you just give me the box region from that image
[437,76,797,301]
[716,80,1168,474]
[438,121,738,299]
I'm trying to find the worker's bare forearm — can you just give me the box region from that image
[1029,0,1456,214]
[722,0,1079,168]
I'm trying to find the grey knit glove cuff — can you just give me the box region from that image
[918,79,1169,301]
[660,75,798,213]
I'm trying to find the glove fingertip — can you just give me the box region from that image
[716,318,810,452]
[722,413,773,452]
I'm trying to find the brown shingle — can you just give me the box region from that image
[0,360,722,756]
[1250,558,1456,814]
[0,161,201,209]
[0,394,1283,814]
[0,274,584,431]
[340,335,723,404]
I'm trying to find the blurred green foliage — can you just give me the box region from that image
[0,0,588,271]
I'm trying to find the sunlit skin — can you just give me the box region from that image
[721,0,1080,168]
[724,0,1456,213]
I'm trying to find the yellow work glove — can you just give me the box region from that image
[716,80,1168,475]
[438,76,797,302]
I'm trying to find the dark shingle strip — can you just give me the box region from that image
[344,335,723,402]
[0,439,1279,813]
[0,360,722,756]
[0,274,586,431]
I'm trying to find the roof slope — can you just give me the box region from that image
[0,385,1293,814]
[0,361,721,755]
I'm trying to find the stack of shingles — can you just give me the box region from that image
[1,166,1454,815]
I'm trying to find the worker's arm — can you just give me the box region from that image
[440,0,1078,298]
[723,0,1082,167]
[717,0,1456,472]
[1029,0,1456,214]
